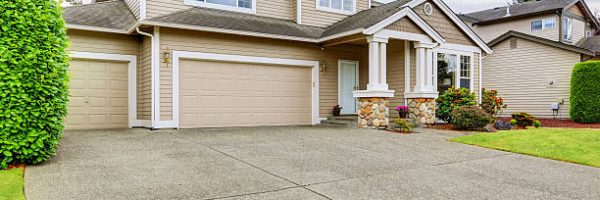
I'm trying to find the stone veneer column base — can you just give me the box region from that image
[357,97,390,129]
[408,98,435,125]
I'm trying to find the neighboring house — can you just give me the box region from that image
[461,0,600,119]
[61,0,491,130]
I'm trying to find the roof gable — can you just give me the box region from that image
[488,31,594,55]
[463,0,574,25]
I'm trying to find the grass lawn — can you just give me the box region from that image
[0,167,25,200]
[451,128,600,168]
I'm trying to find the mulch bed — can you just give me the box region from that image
[499,118,600,129]
[7,164,25,170]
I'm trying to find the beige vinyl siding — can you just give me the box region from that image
[301,0,369,27]
[385,17,426,34]
[414,1,476,46]
[387,40,408,110]
[146,0,294,20]
[138,37,152,120]
[567,4,585,17]
[124,0,141,19]
[159,28,366,119]
[483,38,579,118]
[472,14,560,42]
[570,18,586,44]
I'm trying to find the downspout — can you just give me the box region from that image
[136,27,156,129]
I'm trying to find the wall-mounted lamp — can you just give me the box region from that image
[162,48,172,65]
[319,60,327,72]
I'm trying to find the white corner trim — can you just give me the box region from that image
[315,0,357,15]
[171,51,321,128]
[140,0,147,20]
[66,24,129,34]
[297,0,302,24]
[152,27,161,127]
[183,0,256,14]
[479,53,483,104]
[70,51,138,128]
[404,40,411,104]
[364,7,445,44]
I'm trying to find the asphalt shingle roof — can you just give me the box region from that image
[488,31,594,55]
[462,0,575,24]
[63,0,137,31]
[148,7,326,39]
[576,36,600,53]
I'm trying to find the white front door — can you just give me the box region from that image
[339,60,359,115]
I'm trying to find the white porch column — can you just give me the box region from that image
[354,36,394,129]
[406,42,438,126]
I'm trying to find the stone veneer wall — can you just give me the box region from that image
[408,98,435,125]
[357,97,390,129]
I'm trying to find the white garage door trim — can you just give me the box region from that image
[70,51,139,128]
[165,51,320,129]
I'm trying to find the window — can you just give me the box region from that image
[459,56,471,89]
[531,18,555,31]
[184,0,255,13]
[317,0,355,14]
[436,53,473,93]
[563,17,573,42]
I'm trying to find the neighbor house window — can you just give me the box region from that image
[563,17,573,42]
[531,18,555,31]
[184,0,255,13]
[437,53,473,93]
[317,0,355,14]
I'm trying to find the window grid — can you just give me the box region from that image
[318,0,355,13]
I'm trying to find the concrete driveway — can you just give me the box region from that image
[25,127,600,200]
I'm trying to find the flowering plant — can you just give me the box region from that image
[481,88,508,118]
[396,106,409,112]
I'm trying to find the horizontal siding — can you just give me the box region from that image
[138,38,152,120]
[385,17,426,34]
[147,0,293,20]
[124,0,141,19]
[571,18,586,44]
[159,28,367,119]
[301,0,369,27]
[483,38,579,118]
[472,14,559,42]
[414,1,476,46]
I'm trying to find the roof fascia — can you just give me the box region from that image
[363,7,445,43]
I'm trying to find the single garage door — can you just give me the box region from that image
[179,59,313,128]
[65,59,129,130]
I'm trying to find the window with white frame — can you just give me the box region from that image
[531,18,555,31]
[184,0,254,13]
[317,0,355,14]
[436,52,473,93]
[563,17,573,42]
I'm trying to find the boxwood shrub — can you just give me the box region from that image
[436,88,478,121]
[450,106,493,130]
[570,61,600,123]
[0,0,70,169]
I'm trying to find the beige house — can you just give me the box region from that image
[461,0,600,118]
[62,0,491,130]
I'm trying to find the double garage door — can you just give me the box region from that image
[178,59,313,128]
[65,59,130,130]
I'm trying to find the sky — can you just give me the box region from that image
[375,0,600,14]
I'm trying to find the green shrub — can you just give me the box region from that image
[570,61,600,123]
[511,112,535,127]
[510,119,517,126]
[481,89,508,117]
[533,120,541,128]
[436,88,477,121]
[450,106,494,130]
[393,118,415,133]
[0,0,70,169]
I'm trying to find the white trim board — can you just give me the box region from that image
[70,51,138,128]
[365,7,445,44]
[170,51,321,129]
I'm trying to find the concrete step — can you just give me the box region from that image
[320,119,357,128]
[327,115,358,121]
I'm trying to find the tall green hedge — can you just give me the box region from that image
[570,61,600,123]
[0,0,70,169]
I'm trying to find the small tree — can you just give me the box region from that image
[0,0,70,169]
[570,62,600,123]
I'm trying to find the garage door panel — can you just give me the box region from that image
[65,59,129,130]
[180,59,312,128]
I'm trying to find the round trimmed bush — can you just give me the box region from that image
[570,61,600,123]
[450,106,493,130]
[0,0,70,169]
[436,88,477,121]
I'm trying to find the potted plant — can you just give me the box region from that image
[333,105,343,116]
[395,106,409,118]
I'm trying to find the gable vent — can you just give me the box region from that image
[510,38,518,49]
